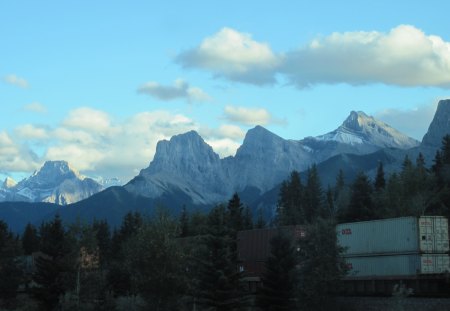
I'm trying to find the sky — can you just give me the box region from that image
[1,0,450,183]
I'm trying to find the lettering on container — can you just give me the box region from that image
[341,228,352,235]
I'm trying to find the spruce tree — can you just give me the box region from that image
[278,171,304,225]
[33,215,74,310]
[256,230,298,311]
[304,164,323,222]
[22,222,39,255]
[297,219,347,311]
[195,205,244,310]
[374,161,386,192]
[0,220,22,305]
[342,172,374,222]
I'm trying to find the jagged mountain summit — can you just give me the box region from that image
[0,160,103,205]
[316,111,420,149]
[126,110,420,205]
[126,131,230,204]
[422,99,450,147]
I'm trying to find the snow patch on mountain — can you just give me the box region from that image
[315,111,420,149]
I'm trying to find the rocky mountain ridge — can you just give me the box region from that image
[126,108,424,205]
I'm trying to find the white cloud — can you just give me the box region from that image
[62,107,112,132]
[205,138,241,158]
[283,25,450,88]
[15,124,49,140]
[3,74,29,88]
[0,131,39,172]
[177,25,450,88]
[176,28,280,85]
[217,124,245,140]
[375,102,439,140]
[23,102,47,114]
[223,105,276,126]
[138,79,211,102]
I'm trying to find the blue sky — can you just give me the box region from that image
[1,0,450,182]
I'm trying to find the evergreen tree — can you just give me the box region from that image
[256,230,298,311]
[107,211,143,297]
[33,215,74,310]
[342,172,374,222]
[179,205,190,237]
[0,220,22,306]
[22,222,39,255]
[297,219,347,311]
[374,161,386,192]
[278,171,304,225]
[227,193,244,233]
[325,186,335,218]
[334,169,350,216]
[304,164,323,222]
[195,205,245,310]
[128,208,187,310]
[92,219,111,268]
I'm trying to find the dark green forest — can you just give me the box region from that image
[1,135,450,310]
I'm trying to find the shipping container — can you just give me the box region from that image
[344,254,450,277]
[337,216,449,256]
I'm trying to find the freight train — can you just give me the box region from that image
[237,216,450,297]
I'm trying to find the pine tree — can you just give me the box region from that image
[0,220,22,305]
[374,161,386,192]
[33,215,74,310]
[227,193,244,233]
[179,205,190,237]
[297,219,347,311]
[22,222,39,255]
[195,205,244,310]
[128,208,187,310]
[256,230,298,311]
[92,219,111,268]
[278,171,304,225]
[304,164,323,222]
[342,172,374,222]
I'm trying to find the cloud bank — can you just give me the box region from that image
[1,108,247,182]
[177,25,450,88]
[138,79,211,102]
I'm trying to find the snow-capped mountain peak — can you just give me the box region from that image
[0,160,102,205]
[316,111,419,149]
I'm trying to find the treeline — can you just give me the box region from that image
[0,195,259,310]
[278,135,450,225]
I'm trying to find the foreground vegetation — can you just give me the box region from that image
[0,136,449,310]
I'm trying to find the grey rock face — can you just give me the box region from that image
[127,110,422,205]
[422,100,450,147]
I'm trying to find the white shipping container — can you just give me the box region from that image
[337,216,449,256]
[345,254,450,277]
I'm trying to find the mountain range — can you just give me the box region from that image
[1,99,449,232]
